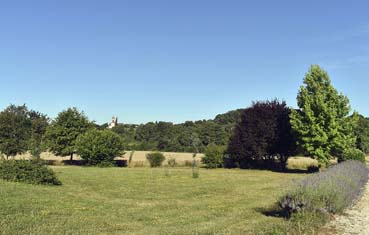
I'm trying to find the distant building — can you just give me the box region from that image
[108,116,118,129]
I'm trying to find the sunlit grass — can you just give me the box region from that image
[0,166,302,235]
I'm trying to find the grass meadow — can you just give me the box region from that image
[0,166,302,235]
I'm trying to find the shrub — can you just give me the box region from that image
[202,144,225,168]
[167,158,177,167]
[76,129,124,166]
[0,159,61,185]
[146,152,165,167]
[279,160,368,216]
[339,148,365,162]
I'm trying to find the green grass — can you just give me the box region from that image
[0,166,302,235]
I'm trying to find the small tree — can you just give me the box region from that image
[290,65,359,165]
[202,144,226,168]
[227,100,296,169]
[0,104,32,159]
[76,129,124,166]
[146,152,165,167]
[28,110,49,159]
[45,107,92,161]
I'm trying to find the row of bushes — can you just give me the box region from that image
[256,160,369,234]
[279,160,368,216]
[0,159,61,185]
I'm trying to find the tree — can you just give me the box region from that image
[227,100,296,169]
[290,65,359,165]
[45,107,91,161]
[354,115,369,154]
[202,144,226,168]
[0,104,32,159]
[28,110,49,158]
[76,129,124,165]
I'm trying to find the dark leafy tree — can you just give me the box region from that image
[45,107,92,161]
[227,100,296,169]
[0,104,32,159]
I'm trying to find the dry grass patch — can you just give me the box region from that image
[286,156,319,171]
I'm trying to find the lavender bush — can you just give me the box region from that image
[279,160,368,216]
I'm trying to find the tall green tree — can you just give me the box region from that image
[45,107,92,161]
[0,104,32,159]
[290,65,358,165]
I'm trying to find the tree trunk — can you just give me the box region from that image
[70,153,73,161]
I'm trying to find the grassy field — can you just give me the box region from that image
[0,166,303,235]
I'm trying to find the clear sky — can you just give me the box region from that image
[1,1,369,124]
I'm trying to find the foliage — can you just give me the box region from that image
[76,129,124,166]
[0,105,32,158]
[45,107,92,160]
[28,110,49,158]
[107,109,241,153]
[0,159,61,185]
[290,65,358,166]
[146,152,165,167]
[214,109,245,125]
[353,114,369,154]
[279,160,368,216]
[202,144,226,168]
[253,210,329,235]
[227,100,296,169]
[340,148,365,162]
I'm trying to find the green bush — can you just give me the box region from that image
[76,129,124,166]
[202,144,226,168]
[146,152,165,167]
[0,160,61,185]
[339,148,365,162]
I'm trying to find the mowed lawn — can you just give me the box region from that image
[0,167,302,235]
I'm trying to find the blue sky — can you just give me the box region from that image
[1,1,369,124]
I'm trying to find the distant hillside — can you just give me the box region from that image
[100,108,245,153]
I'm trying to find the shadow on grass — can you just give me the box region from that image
[44,159,127,167]
[254,206,288,219]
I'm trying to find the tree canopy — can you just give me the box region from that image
[0,105,32,158]
[290,65,359,165]
[45,107,92,160]
[227,100,296,169]
[76,129,124,165]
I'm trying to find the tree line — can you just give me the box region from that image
[103,109,244,153]
[0,65,368,168]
